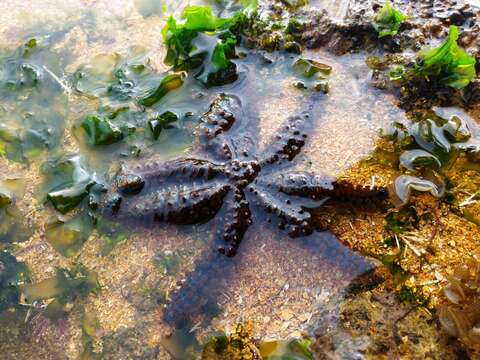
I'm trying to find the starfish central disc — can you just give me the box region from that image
[225,159,261,187]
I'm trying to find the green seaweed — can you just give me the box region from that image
[137,73,184,106]
[42,155,99,214]
[79,311,102,360]
[0,251,29,312]
[385,207,419,234]
[45,215,94,258]
[73,49,187,151]
[96,217,129,256]
[162,6,242,87]
[376,252,410,288]
[148,111,178,140]
[74,49,184,107]
[0,179,32,244]
[390,25,477,89]
[81,115,124,146]
[200,327,314,359]
[0,39,67,163]
[260,338,314,360]
[397,285,429,307]
[292,58,331,93]
[415,26,476,89]
[372,0,407,38]
[22,264,99,318]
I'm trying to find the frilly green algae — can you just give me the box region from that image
[41,154,133,257]
[415,26,476,89]
[80,115,125,146]
[372,0,407,38]
[162,6,242,87]
[386,25,477,90]
[148,111,178,140]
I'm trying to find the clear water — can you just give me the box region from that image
[0,1,426,359]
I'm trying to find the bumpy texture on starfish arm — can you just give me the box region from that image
[260,114,310,166]
[220,188,252,256]
[260,172,388,200]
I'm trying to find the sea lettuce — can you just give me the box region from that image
[148,111,178,140]
[415,25,477,89]
[372,0,407,38]
[74,50,184,107]
[22,264,99,318]
[42,155,98,214]
[0,251,29,311]
[81,115,124,146]
[181,6,232,31]
[162,6,241,87]
[0,39,67,163]
[191,32,238,86]
[45,215,94,258]
[260,338,314,360]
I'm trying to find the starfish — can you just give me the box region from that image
[108,94,386,255]
[105,93,388,327]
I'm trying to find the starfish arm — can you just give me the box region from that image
[197,94,241,161]
[197,94,260,161]
[114,158,224,195]
[163,189,251,328]
[110,181,231,225]
[259,113,310,167]
[325,178,389,200]
[218,187,252,257]
[258,172,388,201]
[248,183,319,237]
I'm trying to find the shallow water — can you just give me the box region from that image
[0,1,393,358]
[0,0,477,359]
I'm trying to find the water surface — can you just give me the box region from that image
[0,1,402,359]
